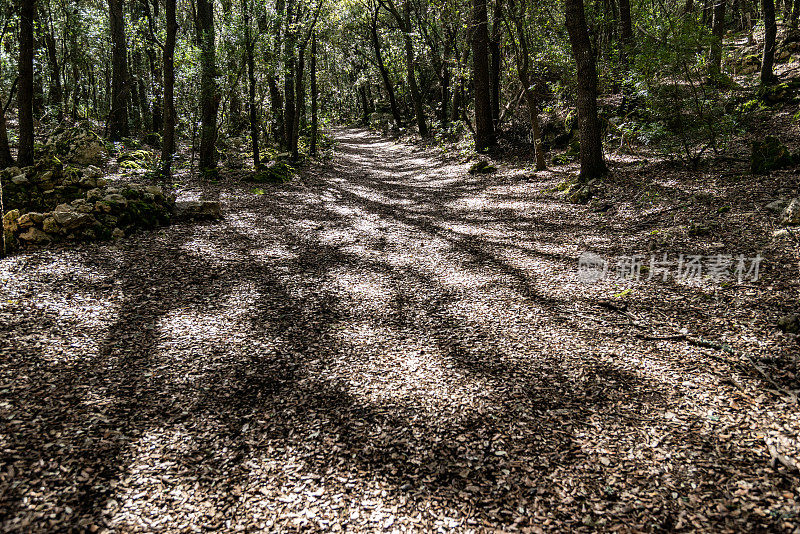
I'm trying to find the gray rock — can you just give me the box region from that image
[53,204,94,230]
[112,227,125,239]
[102,194,128,208]
[17,212,45,229]
[781,198,800,226]
[18,227,52,244]
[42,216,60,234]
[11,174,28,186]
[85,165,102,178]
[766,198,790,212]
[2,209,20,234]
[173,200,222,220]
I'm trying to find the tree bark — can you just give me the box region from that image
[243,0,260,169]
[43,29,63,121]
[618,0,634,64]
[472,0,495,152]
[489,0,502,128]
[108,0,130,140]
[161,0,176,176]
[197,0,218,172]
[565,0,607,180]
[761,0,778,83]
[402,0,427,136]
[284,0,296,155]
[310,32,318,157]
[293,44,305,160]
[709,0,726,76]
[18,0,36,166]
[371,7,402,128]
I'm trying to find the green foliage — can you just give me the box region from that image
[248,161,296,184]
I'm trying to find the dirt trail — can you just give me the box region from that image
[0,129,798,532]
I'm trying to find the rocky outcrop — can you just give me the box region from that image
[42,123,109,167]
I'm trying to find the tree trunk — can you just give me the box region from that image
[43,30,63,121]
[108,0,130,140]
[161,0,176,176]
[197,0,218,172]
[243,0,260,169]
[18,0,36,166]
[709,0,726,76]
[489,0,502,128]
[472,0,495,152]
[0,109,14,168]
[284,0,296,155]
[618,0,634,63]
[402,1,428,136]
[293,45,305,160]
[565,0,607,180]
[310,33,318,157]
[371,10,402,128]
[268,75,284,145]
[761,0,777,83]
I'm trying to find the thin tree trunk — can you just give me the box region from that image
[0,109,14,168]
[402,0,427,136]
[761,0,778,83]
[472,0,495,151]
[565,0,607,180]
[243,0,260,168]
[197,0,218,172]
[284,0,296,155]
[161,0,176,176]
[489,0,502,128]
[709,0,727,76]
[371,9,402,128]
[18,0,36,166]
[293,44,305,160]
[43,31,63,121]
[108,0,130,140]
[310,32,318,157]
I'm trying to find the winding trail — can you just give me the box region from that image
[0,129,797,532]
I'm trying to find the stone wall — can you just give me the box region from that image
[2,164,174,253]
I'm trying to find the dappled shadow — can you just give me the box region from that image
[0,128,797,532]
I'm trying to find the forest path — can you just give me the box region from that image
[0,128,797,532]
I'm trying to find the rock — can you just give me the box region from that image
[11,174,28,186]
[766,199,790,212]
[86,188,104,202]
[79,175,98,188]
[173,200,222,221]
[85,165,102,178]
[102,194,128,208]
[4,167,21,178]
[71,199,95,213]
[2,209,20,234]
[53,204,95,230]
[772,228,795,240]
[112,227,125,239]
[18,227,52,244]
[469,160,498,174]
[777,314,800,334]
[781,198,800,226]
[44,123,109,166]
[751,136,794,174]
[17,212,44,229]
[42,216,60,234]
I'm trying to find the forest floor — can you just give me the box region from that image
[1,128,799,532]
